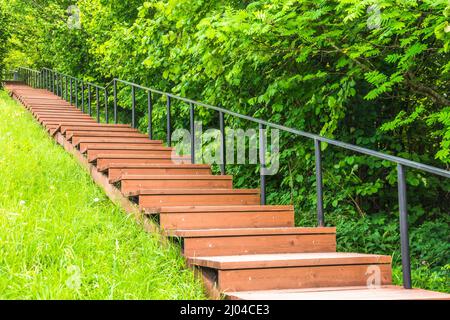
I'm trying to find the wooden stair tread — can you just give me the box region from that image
[118,174,231,181]
[99,162,210,173]
[158,205,294,213]
[82,145,170,151]
[167,227,336,237]
[225,286,450,300]
[71,137,160,147]
[56,123,131,134]
[134,188,259,196]
[68,132,147,139]
[94,153,187,159]
[187,252,391,270]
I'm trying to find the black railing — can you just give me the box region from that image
[1,69,17,82]
[9,66,450,290]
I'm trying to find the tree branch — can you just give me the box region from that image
[404,72,450,106]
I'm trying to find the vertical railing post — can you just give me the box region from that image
[397,164,412,289]
[131,86,136,128]
[190,103,195,164]
[96,87,100,123]
[148,91,153,140]
[113,80,118,124]
[70,78,73,104]
[57,74,60,96]
[219,111,226,174]
[60,74,63,97]
[314,139,324,226]
[52,72,55,93]
[166,95,171,146]
[104,89,109,124]
[88,84,91,116]
[81,82,85,113]
[259,123,266,205]
[65,76,68,101]
[75,80,78,108]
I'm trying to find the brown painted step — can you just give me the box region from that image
[28,107,80,111]
[51,123,132,136]
[135,189,260,211]
[64,128,139,139]
[188,252,392,292]
[117,175,233,195]
[87,148,174,162]
[25,102,71,108]
[72,137,158,147]
[59,123,132,133]
[20,96,64,100]
[167,227,336,257]
[43,119,97,129]
[156,205,295,230]
[68,131,147,142]
[79,142,165,154]
[34,112,87,119]
[95,155,191,169]
[36,113,92,120]
[101,163,212,182]
[30,109,84,113]
[83,144,170,156]
[31,111,84,117]
[38,115,93,124]
[225,285,450,300]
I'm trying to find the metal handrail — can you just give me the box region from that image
[17,66,450,290]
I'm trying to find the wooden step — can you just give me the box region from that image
[156,205,295,230]
[37,114,92,121]
[100,163,212,182]
[135,189,260,211]
[63,127,138,137]
[167,227,336,256]
[83,144,170,155]
[68,131,146,141]
[188,252,392,292]
[87,148,173,162]
[31,110,85,115]
[117,174,233,195]
[29,107,80,112]
[35,112,87,119]
[94,154,191,168]
[71,137,158,147]
[59,123,132,134]
[38,115,93,124]
[79,142,165,154]
[43,119,97,129]
[225,285,450,300]
[32,111,84,118]
[52,124,133,136]
[94,154,190,168]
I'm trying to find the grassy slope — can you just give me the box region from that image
[0,90,206,299]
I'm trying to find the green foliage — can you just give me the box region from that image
[0,2,11,80]
[0,90,206,299]
[1,0,449,292]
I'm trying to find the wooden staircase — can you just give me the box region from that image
[4,83,449,300]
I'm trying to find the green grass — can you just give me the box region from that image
[0,89,206,299]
